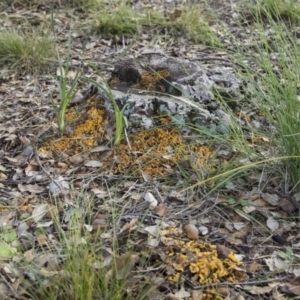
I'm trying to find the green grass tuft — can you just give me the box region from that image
[1,0,101,10]
[249,0,300,24]
[165,6,219,45]
[90,1,218,45]
[229,4,300,189]
[91,3,143,35]
[0,31,55,75]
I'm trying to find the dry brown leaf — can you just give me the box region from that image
[174,287,190,299]
[18,183,44,194]
[233,222,246,230]
[247,261,261,272]
[120,219,139,233]
[279,198,298,215]
[113,253,139,280]
[0,172,7,179]
[36,234,48,246]
[165,294,181,300]
[24,248,35,263]
[84,160,103,167]
[234,295,246,300]
[216,244,231,259]
[69,154,85,164]
[247,285,273,294]
[144,192,158,208]
[199,225,208,235]
[154,203,168,216]
[0,283,9,298]
[216,285,232,296]
[191,289,203,300]
[261,193,280,206]
[39,268,59,278]
[31,204,48,223]
[280,283,300,296]
[267,216,279,232]
[251,198,268,206]
[184,224,199,240]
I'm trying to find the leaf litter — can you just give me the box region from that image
[0,0,300,299]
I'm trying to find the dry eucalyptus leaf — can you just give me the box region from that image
[18,183,44,194]
[114,253,139,280]
[165,294,181,300]
[243,205,256,213]
[0,172,7,179]
[145,225,160,236]
[154,204,168,216]
[70,93,84,104]
[280,283,300,296]
[247,261,261,272]
[246,285,273,295]
[49,177,70,196]
[98,150,113,161]
[233,222,246,230]
[90,145,111,152]
[261,193,280,206]
[216,285,232,297]
[174,287,190,299]
[267,217,279,232]
[39,268,59,278]
[279,198,298,215]
[0,282,9,298]
[120,219,139,233]
[199,225,208,235]
[36,234,48,246]
[184,224,199,240]
[69,155,84,164]
[84,160,103,167]
[191,290,203,300]
[144,192,158,208]
[216,244,231,259]
[32,204,48,223]
[22,144,34,155]
[148,238,159,247]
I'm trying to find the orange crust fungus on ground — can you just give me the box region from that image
[39,99,108,155]
[110,119,215,176]
[161,227,245,285]
[133,69,170,91]
[40,102,215,177]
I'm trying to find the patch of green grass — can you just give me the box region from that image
[90,1,218,45]
[1,0,101,10]
[0,31,55,75]
[30,242,151,300]
[24,195,155,300]
[91,2,143,35]
[165,6,219,45]
[226,5,300,189]
[56,36,81,133]
[249,0,300,24]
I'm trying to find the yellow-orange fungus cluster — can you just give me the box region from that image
[134,69,170,91]
[40,101,107,155]
[161,228,245,285]
[111,124,214,176]
[40,101,215,177]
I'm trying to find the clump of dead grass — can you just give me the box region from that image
[0,31,55,75]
